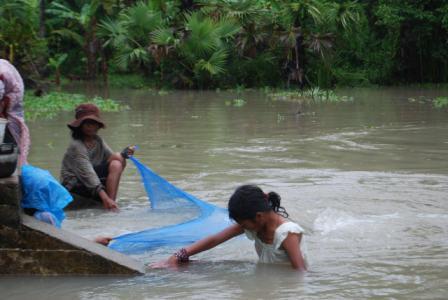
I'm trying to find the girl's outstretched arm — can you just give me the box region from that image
[282,232,307,271]
[152,223,244,268]
[185,223,244,256]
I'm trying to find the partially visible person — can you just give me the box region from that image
[0,59,30,166]
[60,103,134,210]
[153,185,308,271]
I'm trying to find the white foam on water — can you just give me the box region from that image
[312,208,405,236]
[313,208,373,235]
[208,145,288,154]
[416,213,448,219]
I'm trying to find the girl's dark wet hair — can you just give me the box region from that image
[228,185,289,221]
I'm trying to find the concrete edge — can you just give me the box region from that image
[21,214,145,275]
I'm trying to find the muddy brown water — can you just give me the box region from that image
[2,87,447,299]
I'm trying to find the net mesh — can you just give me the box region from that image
[110,157,232,254]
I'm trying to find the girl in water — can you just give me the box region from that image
[155,184,307,270]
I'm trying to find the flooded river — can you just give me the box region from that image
[1,87,447,299]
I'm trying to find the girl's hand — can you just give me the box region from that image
[94,236,113,246]
[120,145,136,159]
[149,255,180,269]
[127,146,136,156]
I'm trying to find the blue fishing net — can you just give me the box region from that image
[110,157,232,254]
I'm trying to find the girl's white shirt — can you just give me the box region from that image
[244,221,308,265]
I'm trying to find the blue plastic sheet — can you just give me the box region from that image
[21,165,73,227]
[110,157,232,254]
[34,211,58,226]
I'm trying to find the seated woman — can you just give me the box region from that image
[0,59,30,167]
[60,103,134,210]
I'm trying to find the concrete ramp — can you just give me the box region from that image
[0,176,144,275]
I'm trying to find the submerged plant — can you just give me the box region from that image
[433,96,448,109]
[225,98,246,107]
[407,95,448,108]
[24,91,128,120]
[266,89,353,103]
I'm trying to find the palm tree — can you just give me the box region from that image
[0,0,40,64]
[270,0,323,88]
[98,2,165,72]
[39,0,46,38]
[148,27,179,82]
[310,1,361,87]
[177,12,240,87]
[199,0,270,58]
[47,0,103,79]
[196,0,280,86]
[329,1,361,32]
[48,53,68,86]
[271,0,362,88]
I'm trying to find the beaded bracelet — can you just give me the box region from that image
[174,248,189,263]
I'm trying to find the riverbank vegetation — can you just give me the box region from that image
[1,0,448,92]
[24,92,127,120]
[433,97,448,109]
[266,88,353,103]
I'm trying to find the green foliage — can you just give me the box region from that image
[368,1,448,83]
[107,73,152,89]
[0,0,46,70]
[2,0,448,88]
[225,98,247,107]
[48,54,68,69]
[407,95,448,109]
[433,97,448,109]
[267,88,353,103]
[98,2,166,71]
[46,0,111,79]
[178,12,240,86]
[24,91,127,120]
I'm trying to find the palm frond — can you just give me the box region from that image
[307,33,334,59]
[79,4,94,27]
[182,12,220,58]
[120,2,164,36]
[151,28,177,46]
[195,49,227,75]
[289,0,322,25]
[98,17,126,48]
[216,18,241,39]
[115,45,149,70]
[52,28,84,46]
[332,1,361,31]
[48,53,68,68]
[46,2,80,21]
